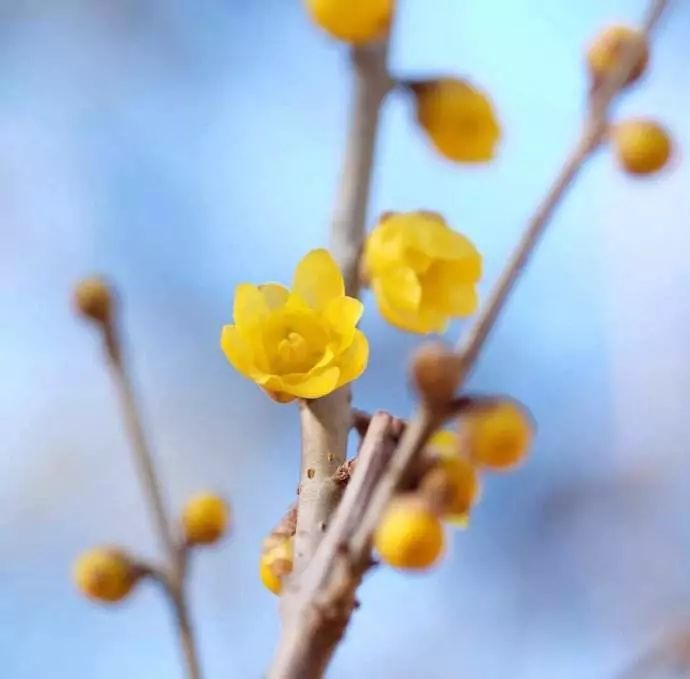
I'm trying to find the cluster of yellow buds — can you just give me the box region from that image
[73,492,230,604]
[374,400,532,572]
[587,25,673,176]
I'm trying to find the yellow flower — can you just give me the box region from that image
[411,78,500,163]
[73,548,137,603]
[587,25,648,88]
[221,249,369,403]
[463,400,533,470]
[305,0,394,44]
[374,496,445,571]
[364,211,482,334]
[260,537,294,595]
[426,430,480,527]
[181,492,230,545]
[613,119,672,176]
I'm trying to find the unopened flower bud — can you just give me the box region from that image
[411,342,463,406]
[73,547,137,603]
[74,277,113,324]
[587,25,649,88]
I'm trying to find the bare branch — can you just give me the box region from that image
[268,2,672,676]
[291,38,392,577]
[100,316,202,679]
[269,412,403,678]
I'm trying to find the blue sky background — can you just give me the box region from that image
[2,1,690,677]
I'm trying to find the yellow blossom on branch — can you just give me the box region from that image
[364,211,482,334]
[305,0,394,44]
[411,78,501,163]
[426,430,480,527]
[221,249,368,403]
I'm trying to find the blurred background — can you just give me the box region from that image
[2,0,690,677]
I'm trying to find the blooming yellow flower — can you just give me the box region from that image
[305,0,394,44]
[221,249,368,403]
[412,78,500,163]
[364,211,482,334]
[613,119,672,176]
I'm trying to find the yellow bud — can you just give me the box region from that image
[464,400,533,470]
[73,548,136,603]
[423,456,480,521]
[410,342,463,406]
[305,0,394,44]
[613,119,672,176]
[259,537,294,595]
[374,496,445,571]
[411,78,500,163]
[587,25,648,87]
[74,277,113,324]
[182,493,230,545]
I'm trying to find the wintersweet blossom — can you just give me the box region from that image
[221,249,368,403]
[364,211,482,334]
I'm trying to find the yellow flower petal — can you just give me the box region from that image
[428,430,458,458]
[220,325,254,377]
[324,296,364,350]
[276,366,341,400]
[375,284,448,334]
[233,284,269,326]
[259,283,289,310]
[376,267,421,313]
[335,329,369,387]
[422,261,480,317]
[446,512,470,529]
[292,249,344,310]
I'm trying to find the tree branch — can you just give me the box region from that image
[268,1,671,676]
[291,39,392,577]
[269,412,403,678]
[102,317,201,679]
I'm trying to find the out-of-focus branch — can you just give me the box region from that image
[292,39,392,578]
[268,2,671,677]
[99,308,201,679]
[455,0,669,372]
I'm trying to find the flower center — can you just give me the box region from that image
[277,331,309,368]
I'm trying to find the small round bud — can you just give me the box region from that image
[74,277,113,323]
[411,342,463,406]
[304,0,394,44]
[374,496,445,571]
[259,537,294,595]
[613,119,672,176]
[463,400,533,470]
[587,25,649,88]
[181,493,230,545]
[73,548,137,603]
[411,78,501,163]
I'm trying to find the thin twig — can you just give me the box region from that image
[456,0,669,371]
[268,1,671,676]
[291,38,392,578]
[102,319,202,679]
